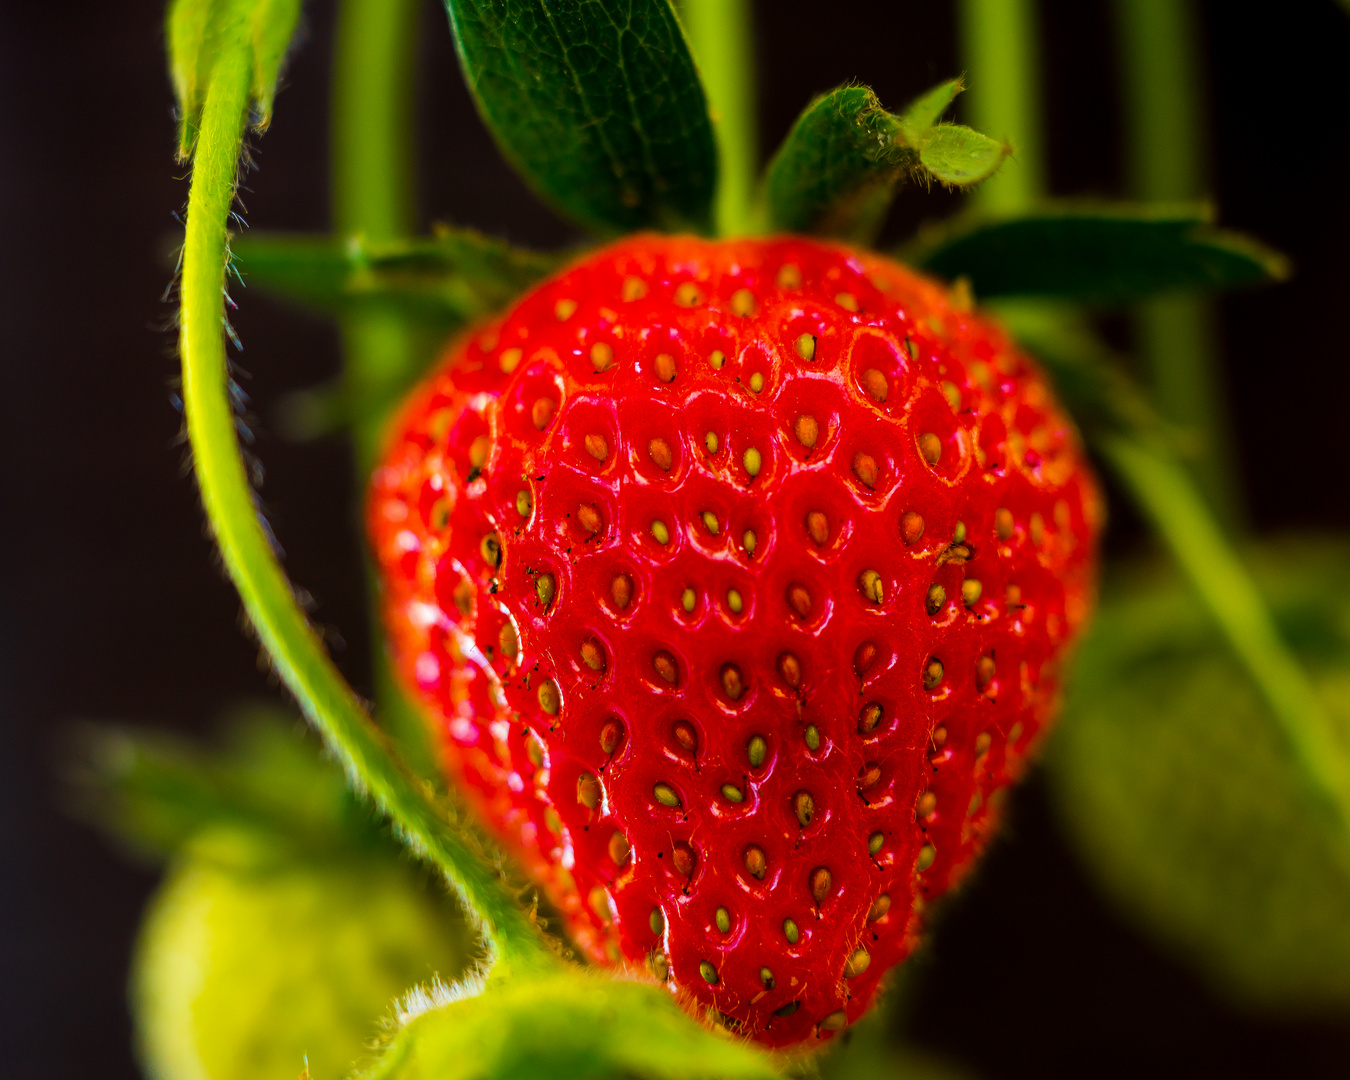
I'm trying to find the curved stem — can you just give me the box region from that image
[678,0,757,235]
[178,44,555,976]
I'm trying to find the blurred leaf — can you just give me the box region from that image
[231,226,566,326]
[167,0,303,157]
[763,83,1007,245]
[66,704,382,860]
[815,1008,977,1080]
[906,202,1289,304]
[134,825,475,1080]
[994,300,1165,439]
[360,969,779,1080]
[1046,539,1350,1013]
[442,0,717,236]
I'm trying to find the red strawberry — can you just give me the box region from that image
[369,235,1100,1046]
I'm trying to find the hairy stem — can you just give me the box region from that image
[178,43,554,976]
[956,0,1045,211]
[1113,0,1242,527]
[678,0,758,235]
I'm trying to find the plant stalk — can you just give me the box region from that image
[678,0,758,235]
[177,42,554,977]
[956,0,1046,212]
[1113,0,1242,528]
[332,0,444,783]
[333,0,423,467]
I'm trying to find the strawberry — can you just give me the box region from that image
[368,235,1100,1046]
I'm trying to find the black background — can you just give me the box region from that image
[3,2,1350,1077]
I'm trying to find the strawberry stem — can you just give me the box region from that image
[1114,0,1244,529]
[679,0,758,235]
[175,31,556,977]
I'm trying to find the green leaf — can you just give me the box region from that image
[917,124,1009,186]
[67,706,384,859]
[441,0,717,236]
[231,226,566,326]
[906,201,1290,304]
[167,0,303,157]
[762,82,1008,244]
[1045,541,1350,1012]
[134,825,475,1080]
[360,969,780,1080]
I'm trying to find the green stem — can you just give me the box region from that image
[1104,435,1350,846]
[333,0,423,466]
[956,0,1046,211]
[178,45,554,977]
[678,0,757,235]
[332,0,444,783]
[1113,0,1242,527]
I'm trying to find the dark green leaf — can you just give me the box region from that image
[763,82,1007,244]
[230,226,566,325]
[1046,541,1350,1012]
[358,969,780,1080]
[907,201,1290,304]
[442,0,717,236]
[167,0,303,157]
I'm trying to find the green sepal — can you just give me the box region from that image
[359,969,780,1080]
[441,0,717,237]
[167,0,303,159]
[1046,541,1350,1012]
[906,201,1290,304]
[916,124,1010,186]
[896,78,963,143]
[762,81,1007,245]
[230,225,567,326]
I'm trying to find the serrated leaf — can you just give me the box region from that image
[361,969,780,1080]
[1046,540,1350,1013]
[230,226,566,325]
[917,124,1009,186]
[167,0,303,157]
[441,0,716,236]
[906,201,1290,304]
[763,82,1006,244]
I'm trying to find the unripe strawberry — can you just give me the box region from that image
[369,235,1100,1046]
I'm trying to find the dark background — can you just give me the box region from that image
[3,1,1349,1077]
